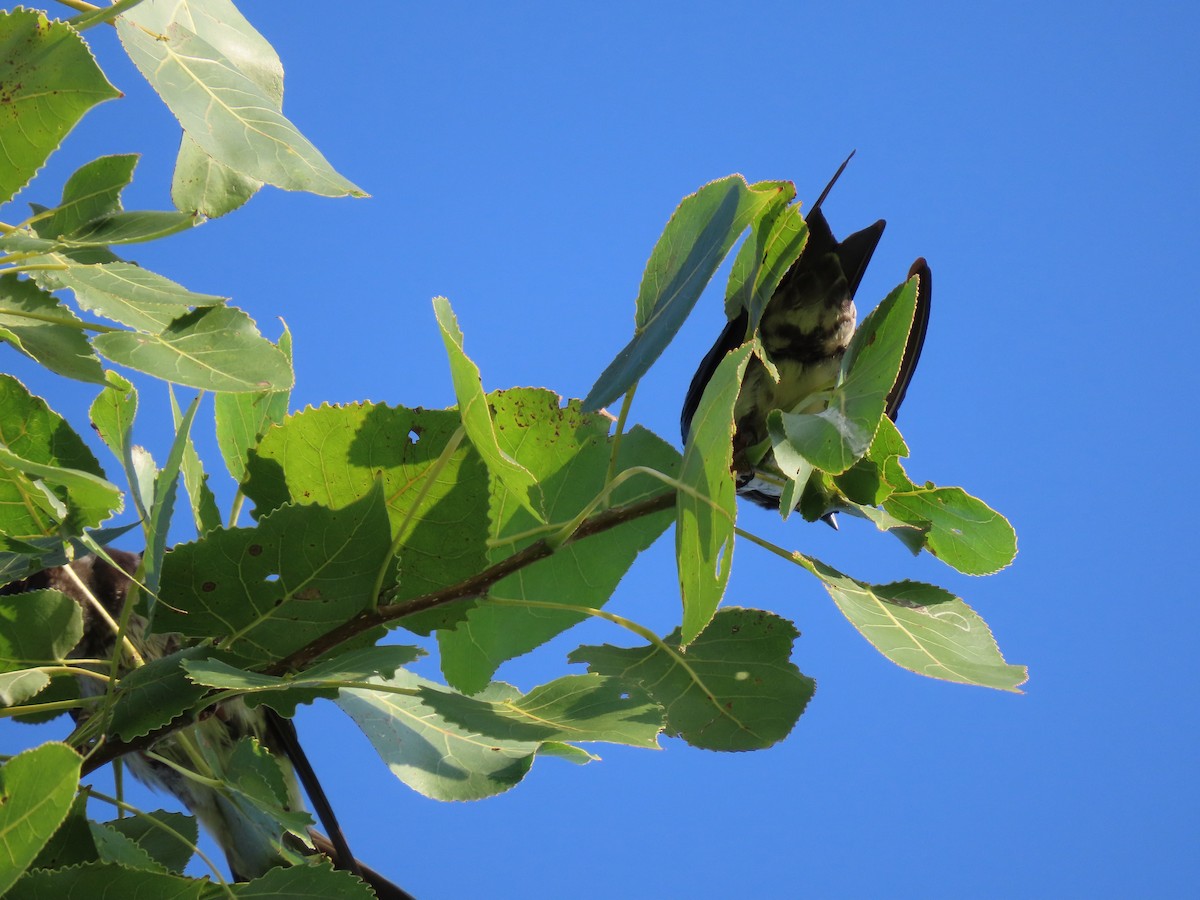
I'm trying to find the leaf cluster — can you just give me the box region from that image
[0,0,1022,894]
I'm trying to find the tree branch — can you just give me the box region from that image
[79,489,677,776]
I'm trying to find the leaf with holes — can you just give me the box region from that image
[570,607,814,751]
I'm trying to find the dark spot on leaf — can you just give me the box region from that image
[295,587,321,601]
[248,544,263,557]
[202,581,217,592]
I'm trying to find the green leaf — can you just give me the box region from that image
[570,607,814,751]
[89,820,164,872]
[0,444,122,535]
[433,297,544,522]
[155,486,393,665]
[677,344,750,644]
[0,275,105,384]
[0,375,119,538]
[172,138,263,218]
[32,154,138,239]
[438,390,679,693]
[56,210,202,247]
[182,645,423,717]
[116,14,365,198]
[418,673,663,748]
[0,590,83,706]
[795,553,1027,691]
[5,860,206,900]
[338,671,590,801]
[768,275,919,475]
[106,647,212,742]
[242,402,490,632]
[214,324,291,485]
[725,190,808,331]
[883,486,1017,576]
[93,305,293,392]
[29,794,98,871]
[0,9,121,205]
[140,393,201,594]
[584,176,788,410]
[0,743,82,895]
[44,262,226,332]
[99,811,196,875]
[152,0,285,217]
[229,858,379,899]
[171,390,222,537]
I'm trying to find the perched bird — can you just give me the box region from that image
[681,159,932,520]
[1,551,413,899]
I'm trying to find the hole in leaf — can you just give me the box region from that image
[409,429,421,443]
[265,573,280,583]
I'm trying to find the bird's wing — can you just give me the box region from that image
[884,257,932,422]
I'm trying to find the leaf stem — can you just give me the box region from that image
[602,383,637,494]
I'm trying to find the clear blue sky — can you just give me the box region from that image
[4,2,1198,897]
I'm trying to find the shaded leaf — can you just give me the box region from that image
[0,375,118,538]
[100,810,196,875]
[0,589,83,706]
[229,858,378,899]
[584,176,787,409]
[155,485,393,665]
[5,860,206,900]
[570,607,814,751]
[725,189,808,332]
[107,647,213,742]
[183,645,423,717]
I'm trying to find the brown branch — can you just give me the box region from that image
[80,489,677,776]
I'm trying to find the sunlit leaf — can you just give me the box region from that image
[433,297,544,522]
[214,324,291,484]
[338,670,592,801]
[93,305,293,392]
[32,154,138,239]
[0,275,105,384]
[0,743,82,895]
[0,10,120,205]
[417,673,663,748]
[438,390,679,693]
[116,15,365,198]
[46,262,226,332]
[677,344,750,644]
[796,553,1026,691]
[242,402,490,633]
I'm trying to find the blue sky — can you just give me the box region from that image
[4,2,1198,897]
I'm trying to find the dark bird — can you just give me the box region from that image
[681,158,932,520]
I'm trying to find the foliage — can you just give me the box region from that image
[0,0,1022,894]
